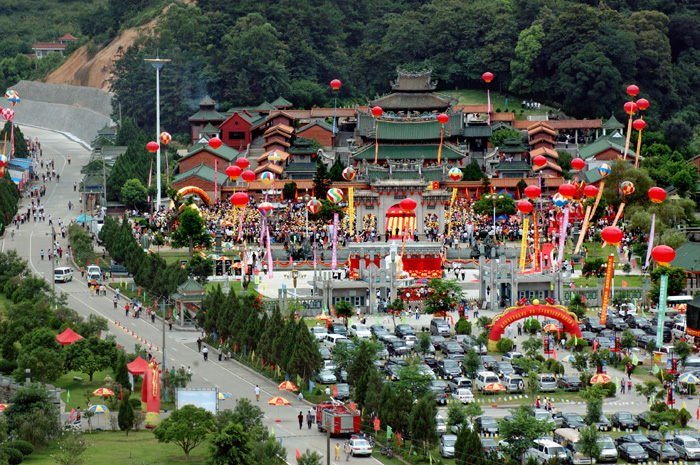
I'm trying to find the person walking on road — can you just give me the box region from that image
[344,442,352,461]
[197,337,202,352]
[202,346,208,361]
[255,385,260,402]
[113,296,118,309]
[125,303,130,317]
[307,411,313,429]
[298,411,304,429]
[168,317,173,331]
[335,443,341,461]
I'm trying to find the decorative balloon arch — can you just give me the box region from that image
[486,300,583,352]
[176,186,212,206]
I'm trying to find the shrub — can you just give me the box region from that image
[678,408,692,427]
[455,317,472,335]
[129,397,141,410]
[7,441,33,456]
[2,447,23,465]
[0,359,17,375]
[651,402,668,413]
[523,319,541,334]
[496,338,514,353]
[602,382,616,397]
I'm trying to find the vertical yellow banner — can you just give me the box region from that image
[533,211,539,270]
[599,254,615,326]
[519,217,529,271]
[348,187,354,237]
[574,206,591,255]
[447,188,457,236]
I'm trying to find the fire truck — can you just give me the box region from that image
[315,400,361,436]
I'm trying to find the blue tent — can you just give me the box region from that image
[497,189,514,198]
[495,214,509,221]
[75,214,92,224]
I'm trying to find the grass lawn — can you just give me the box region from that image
[54,370,121,413]
[574,275,643,288]
[443,89,556,119]
[156,250,192,266]
[205,281,259,298]
[23,430,208,464]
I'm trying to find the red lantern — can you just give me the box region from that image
[637,98,650,111]
[571,158,585,171]
[648,186,666,204]
[652,245,676,265]
[601,226,623,245]
[437,113,449,124]
[146,141,159,153]
[627,84,640,97]
[236,158,250,170]
[583,185,599,198]
[623,102,638,115]
[524,185,541,199]
[558,183,577,198]
[226,165,241,180]
[230,192,249,207]
[482,72,494,83]
[371,106,383,118]
[400,198,417,213]
[330,79,342,90]
[241,170,255,182]
[517,200,533,214]
[633,119,646,131]
[533,155,547,167]
[208,137,222,149]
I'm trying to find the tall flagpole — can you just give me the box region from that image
[145,55,170,211]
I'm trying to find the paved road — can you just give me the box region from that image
[0,127,669,462]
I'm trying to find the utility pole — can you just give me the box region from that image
[162,298,167,372]
[144,55,170,211]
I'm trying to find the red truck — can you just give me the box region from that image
[315,400,361,436]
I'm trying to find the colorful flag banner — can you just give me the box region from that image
[656,275,669,347]
[557,208,569,266]
[331,212,339,270]
[519,217,529,271]
[599,254,615,326]
[645,213,655,270]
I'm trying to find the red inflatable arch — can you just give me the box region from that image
[177,186,212,206]
[487,302,583,351]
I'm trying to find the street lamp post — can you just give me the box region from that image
[304,195,310,240]
[144,55,170,211]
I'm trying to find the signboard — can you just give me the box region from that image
[656,275,669,347]
[176,388,218,414]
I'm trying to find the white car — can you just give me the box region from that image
[440,434,457,458]
[436,416,447,435]
[403,335,417,348]
[86,265,101,277]
[451,388,475,404]
[349,324,372,339]
[349,438,373,457]
[310,326,328,341]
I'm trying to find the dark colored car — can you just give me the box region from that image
[440,340,464,355]
[638,411,667,430]
[557,375,583,391]
[606,317,628,331]
[580,331,596,344]
[585,317,605,332]
[595,414,612,431]
[618,443,650,463]
[437,359,462,380]
[637,334,656,348]
[370,324,389,338]
[626,316,652,331]
[644,442,680,461]
[595,337,613,350]
[335,383,350,400]
[428,379,449,394]
[395,324,416,338]
[421,353,438,369]
[387,339,410,356]
[480,437,501,455]
[332,325,349,336]
[475,416,499,435]
[430,335,446,350]
[494,361,514,378]
[561,413,586,429]
[611,411,638,430]
[615,433,651,448]
[480,355,497,370]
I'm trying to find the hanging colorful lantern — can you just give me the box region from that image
[7,94,19,106]
[552,193,568,207]
[632,119,646,131]
[268,152,282,165]
[620,180,635,196]
[146,141,159,153]
[226,165,241,180]
[400,198,417,213]
[437,113,449,124]
[160,132,171,145]
[330,79,342,90]
[637,98,650,111]
[623,102,638,115]
[236,158,250,170]
[258,202,274,217]
[371,106,383,118]
[583,185,599,198]
[558,183,577,199]
[448,167,462,181]
[0,154,7,168]
[533,155,547,167]
[230,192,249,207]
[601,226,623,245]
[648,187,666,203]
[1,108,14,121]
[627,84,640,97]
[571,158,585,171]
[651,245,676,266]
[208,137,222,149]
[260,171,275,186]
[327,188,344,204]
[517,200,533,214]
[597,164,611,177]
[307,198,322,214]
[4,90,17,100]
[241,170,256,183]
[342,166,355,181]
[482,72,494,83]
[524,185,542,199]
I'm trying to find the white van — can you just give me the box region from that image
[597,434,618,463]
[672,322,687,340]
[310,326,328,341]
[87,265,101,276]
[54,267,73,283]
[526,439,568,463]
[474,371,500,392]
[323,334,349,348]
[553,428,593,465]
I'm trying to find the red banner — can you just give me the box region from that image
[599,254,615,326]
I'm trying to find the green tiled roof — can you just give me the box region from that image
[182,142,240,162]
[368,169,389,182]
[200,122,219,135]
[602,114,624,129]
[423,169,443,182]
[352,144,464,161]
[284,163,316,172]
[271,96,293,107]
[198,95,216,106]
[173,163,227,186]
[189,109,224,121]
[671,241,700,272]
[298,120,334,133]
[494,162,531,171]
[463,125,493,138]
[82,173,103,190]
[177,278,207,293]
[578,134,634,160]
[580,167,603,184]
[370,92,456,111]
[392,171,421,181]
[255,101,277,112]
[356,113,461,140]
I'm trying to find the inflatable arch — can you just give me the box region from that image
[486,301,583,351]
[177,186,212,206]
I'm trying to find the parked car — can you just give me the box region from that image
[638,410,666,430]
[403,335,417,349]
[348,437,373,457]
[440,434,457,458]
[451,388,475,404]
[618,443,649,463]
[561,413,586,429]
[435,416,446,435]
[594,337,613,350]
[628,328,646,339]
[437,359,462,379]
[579,331,596,344]
[637,334,656,348]
[671,435,700,460]
[480,355,497,370]
[349,324,371,339]
[502,351,524,362]
[644,442,680,461]
[648,430,675,442]
[430,319,451,336]
[314,369,337,384]
[434,390,449,405]
[319,345,331,360]
[447,377,473,392]
[611,411,638,430]
[537,374,557,392]
[395,324,416,338]
[386,338,410,356]
[475,416,499,435]
[480,437,501,456]
[606,317,628,331]
[335,383,350,400]
[474,371,501,392]
[310,326,329,341]
[597,434,619,463]
[330,325,349,336]
[494,361,515,378]
[370,324,389,338]
[585,317,605,332]
[502,374,525,394]
[595,414,612,431]
[428,379,449,394]
[440,340,464,355]
[557,375,583,392]
[430,335,446,350]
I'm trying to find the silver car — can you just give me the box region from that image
[440,434,457,458]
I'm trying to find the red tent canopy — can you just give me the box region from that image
[56,327,83,346]
[127,356,150,375]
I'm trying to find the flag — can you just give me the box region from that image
[309,380,315,393]
[261,358,264,368]
[295,449,301,460]
[119,389,123,401]
[622,280,628,288]
[632,353,638,365]
[271,426,275,437]
[653,364,660,374]
[67,389,70,403]
[697,407,699,420]
[387,425,392,440]
[430,454,433,465]
[297,374,302,388]
[397,432,402,446]
[373,417,380,431]
[593,340,598,352]
[426,181,440,190]
[683,401,687,410]
[70,408,75,421]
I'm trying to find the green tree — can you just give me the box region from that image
[4,385,60,446]
[649,266,686,303]
[117,397,134,436]
[462,160,484,181]
[454,421,485,465]
[312,160,332,199]
[473,194,516,216]
[455,317,472,335]
[424,279,464,315]
[120,178,148,209]
[154,405,216,459]
[673,341,693,366]
[581,384,604,426]
[334,300,353,322]
[296,450,323,465]
[410,395,438,457]
[328,156,346,182]
[463,348,481,379]
[186,255,214,285]
[114,353,131,392]
[578,425,602,464]
[51,432,89,465]
[287,319,323,383]
[510,24,546,96]
[64,336,118,382]
[208,421,254,465]
[347,340,378,388]
[522,337,543,356]
[14,346,64,383]
[569,293,587,319]
[582,257,605,278]
[490,128,522,148]
[496,338,514,353]
[620,329,637,352]
[170,203,213,257]
[499,405,554,459]
[282,182,297,201]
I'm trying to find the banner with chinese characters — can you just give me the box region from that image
[599,254,615,326]
[519,217,529,271]
[656,275,669,348]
